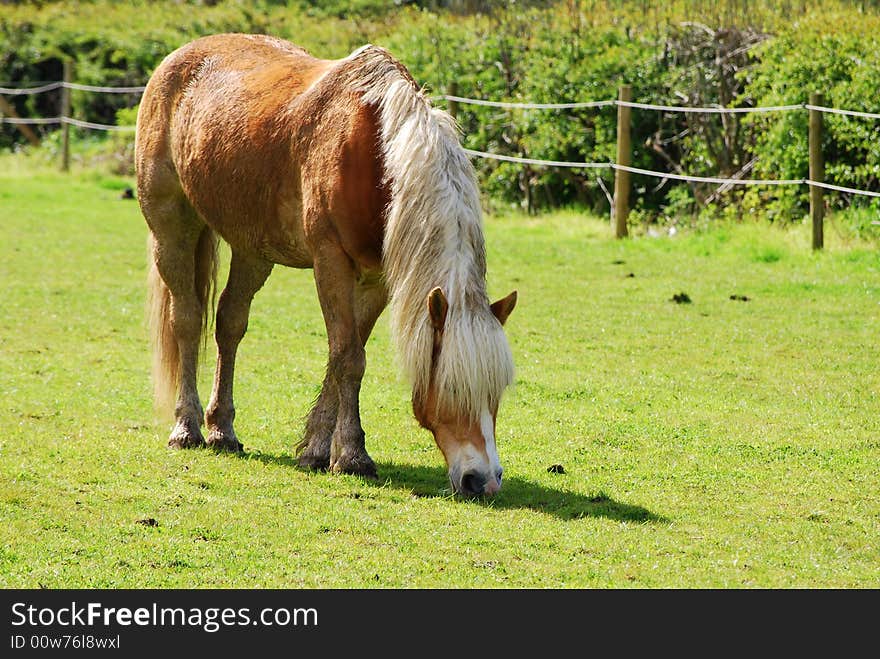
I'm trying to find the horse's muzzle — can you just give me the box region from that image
[454,468,502,497]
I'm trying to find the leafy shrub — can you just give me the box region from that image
[1,0,879,238]
[743,11,880,223]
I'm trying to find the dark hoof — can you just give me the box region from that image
[297,452,330,472]
[330,453,378,479]
[296,435,331,471]
[206,431,243,453]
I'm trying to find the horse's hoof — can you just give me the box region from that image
[297,453,330,472]
[330,454,378,479]
[206,431,243,453]
[168,429,205,449]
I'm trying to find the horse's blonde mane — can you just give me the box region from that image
[341,45,514,421]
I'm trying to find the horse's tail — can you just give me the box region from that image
[146,226,218,418]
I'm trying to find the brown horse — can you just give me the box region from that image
[135,34,517,496]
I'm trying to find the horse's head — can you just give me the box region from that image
[412,287,517,497]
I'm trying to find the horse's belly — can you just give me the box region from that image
[175,140,313,267]
[257,240,313,268]
[255,196,313,268]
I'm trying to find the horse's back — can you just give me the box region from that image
[139,33,323,122]
[137,33,321,160]
[136,34,339,264]
[138,34,399,272]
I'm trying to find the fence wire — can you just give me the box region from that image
[3,82,880,197]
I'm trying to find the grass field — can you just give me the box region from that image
[1,166,878,588]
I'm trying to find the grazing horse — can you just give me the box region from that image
[135,34,517,496]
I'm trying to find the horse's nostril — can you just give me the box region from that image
[460,470,486,496]
[496,468,503,483]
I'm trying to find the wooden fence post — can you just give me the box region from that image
[613,84,632,238]
[809,92,824,250]
[447,80,458,122]
[61,59,72,172]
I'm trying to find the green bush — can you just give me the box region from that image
[1,0,879,237]
[743,11,880,224]
[387,7,668,213]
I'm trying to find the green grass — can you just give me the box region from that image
[1,167,878,588]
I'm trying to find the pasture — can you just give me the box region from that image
[0,165,877,588]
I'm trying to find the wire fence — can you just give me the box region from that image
[441,92,880,120]
[0,81,146,95]
[1,115,133,131]
[442,95,880,210]
[3,80,880,237]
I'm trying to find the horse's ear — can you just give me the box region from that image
[490,290,517,326]
[427,287,448,332]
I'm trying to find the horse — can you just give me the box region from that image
[135,33,517,497]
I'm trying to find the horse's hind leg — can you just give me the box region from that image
[205,251,273,452]
[147,208,215,449]
[296,277,386,470]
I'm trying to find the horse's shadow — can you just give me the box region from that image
[236,450,667,523]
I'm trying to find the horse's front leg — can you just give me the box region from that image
[297,277,386,471]
[309,244,377,478]
[205,251,273,452]
[296,370,336,470]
